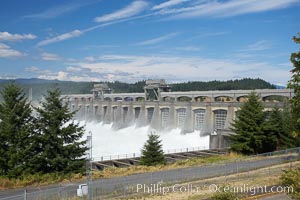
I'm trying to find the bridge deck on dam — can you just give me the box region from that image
[64,88,294,102]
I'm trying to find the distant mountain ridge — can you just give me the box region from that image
[0,78,63,84]
[274,85,286,89]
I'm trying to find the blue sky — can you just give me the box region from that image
[0,0,299,85]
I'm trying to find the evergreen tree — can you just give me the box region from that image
[32,88,87,174]
[288,33,300,145]
[264,105,295,151]
[140,134,166,166]
[229,92,266,155]
[0,83,34,177]
[282,102,298,147]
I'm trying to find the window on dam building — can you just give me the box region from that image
[214,109,227,129]
[262,95,289,102]
[194,109,205,130]
[215,96,234,102]
[177,96,192,102]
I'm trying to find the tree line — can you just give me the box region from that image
[171,78,276,91]
[229,92,298,154]
[0,83,87,178]
[0,78,276,102]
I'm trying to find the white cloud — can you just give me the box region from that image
[57,71,68,79]
[37,71,69,80]
[0,43,24,58]
[162,0,299,19]
[242,40,272,51]
[22,1,98,19]
[29,0,298,47]
[25,66,98,82]
[174,46,201,51]
[34,3,154,47]
[152,0,190,10]
[25,66,51,74]
[0,74,17,79]
[24,53,290,84]
[66,54,290,83]
[0,32,37,42]
[37,29,82,46]
[83,44,119,50]
[94,1,148,23]
[67,66,82,72]
[37,71,100,82]
[25,67,69,81]
[135,32,179,46]
[25,66,40,72]
[41,52,61,61]
[186,31,229,41]
[85,56,96,62]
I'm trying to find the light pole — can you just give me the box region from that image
[87,131,93,200]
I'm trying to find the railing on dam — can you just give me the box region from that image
[93,146,209,161]
[63,88,294,103]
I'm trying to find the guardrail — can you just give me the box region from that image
[92,146,209,161]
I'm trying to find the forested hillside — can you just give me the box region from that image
[171,78,276,91]
[0,78,277,101]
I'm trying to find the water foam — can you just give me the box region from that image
[81,121,209,158]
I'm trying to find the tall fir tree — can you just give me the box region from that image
[140,134,166,166]
[32,88,87,174]
[0,83,34,177]
[282,102,298,147]
[288,33,300,146]
[229,92,266,155]
[264,105,295,151]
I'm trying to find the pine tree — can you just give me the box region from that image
[229,92,266,155]
[140,134,166,166]
[264,105,295,151]
[32,88,87,174]
[288,33,300,146]
[282,102,298,147]
[0,83,34,177]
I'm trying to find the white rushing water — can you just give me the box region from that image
[80,121,209,159]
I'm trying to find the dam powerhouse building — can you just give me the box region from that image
[63,79,294,149]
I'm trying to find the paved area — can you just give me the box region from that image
[257,193,291,200]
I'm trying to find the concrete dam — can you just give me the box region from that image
[63,80,294,149]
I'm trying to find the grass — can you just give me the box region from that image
[0,172,76,189]
[0,152,243,190]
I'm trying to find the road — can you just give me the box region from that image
[0,153,298,199]
[257,193,290,200]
